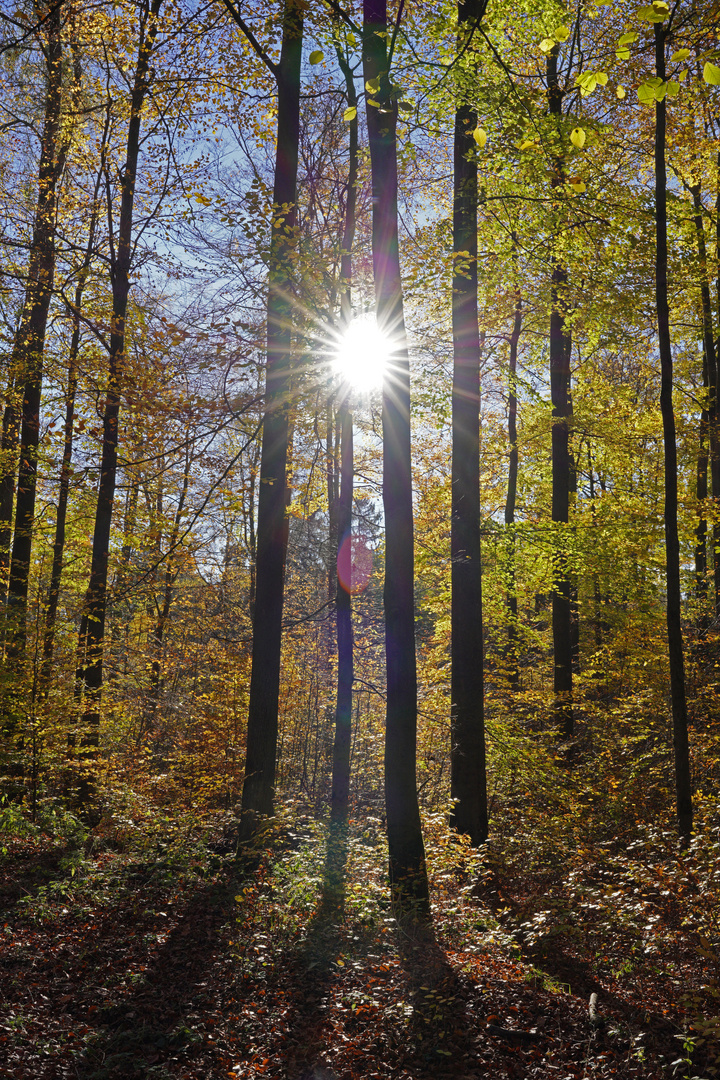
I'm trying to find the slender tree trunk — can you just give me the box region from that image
[547,48,573,738]
[77,0,162,780]
[450,0,487,846]
[41,185,103,687]
[146,451,190,724]
[655,24,692,844]
[5,4,64,659]
[504,273,521,689]
[696,338,709,618]
[234,0,303,830]
[0,377,20,610]
[330,40,358,828]
[363,0,429,915]
[331,404,353,824]
[691,184,718,622]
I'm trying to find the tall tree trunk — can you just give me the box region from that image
[330,38,358,828]
[504,275,521,690]
[77,0,162,783]
[4,3,64,659]
[547,47,573,738]
[225,0,304,831]
[363,0,429,916]
[655,24,692,844]
[450,0,487,846]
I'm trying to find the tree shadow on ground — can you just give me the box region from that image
[278,820,351,1080]
[74,856,251,1079]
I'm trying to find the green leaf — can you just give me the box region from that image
[618,32,638,45]
[473,127,487,148]
[616,48,630,60]
[343,106,357,122]
[553,24,570,42]
[398,100,413,113]
[704,61,720,85]
[308,49,324,65]
[540,37,556,53]
[637,81,657,105]
[365,77,380,93]
[570,127,586,149]
[666,80,680,97]
[671,48,690,61]
[595,72,608,86]
[638,3,666,20]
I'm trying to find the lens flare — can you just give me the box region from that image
[337,533,373,595]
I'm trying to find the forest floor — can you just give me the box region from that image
[0,805,718,1080]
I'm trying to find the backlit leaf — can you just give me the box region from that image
[473,127,488,148]
[343,106,357,122]
[704,62,720,85]
[308,50,323,65]
[570,127,586,149]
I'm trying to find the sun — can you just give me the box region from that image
[333,315,392,393]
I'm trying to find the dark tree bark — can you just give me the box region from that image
[330,37,358,828]
[4,3,64,658]
[654,24,692,845]
[450,0,487,846]
[504,273,521,689]
[547,47,573,738]
[77,0,163,770]
[363,0,429,916]
[221,0,304,830]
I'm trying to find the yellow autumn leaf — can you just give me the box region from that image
[473,127,488,148]
[343,106,357,122]
[570,127,586,148]
[616,85,626,99]
[704,61,720,85]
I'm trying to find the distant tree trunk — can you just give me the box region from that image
[146,449,190,726]
[222,0,304,831]
[696,337,709,617]
[4,4,64,659]
[0,378,20,610]
[77,0,162,786]
[547,47,573,738]
[363,0,429,916]
[504,274,521,689]
[42,180,104,688]
[654,24,692,845]
[330,40,358,828]
[691,183,718,622]
[450,0,487,846]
